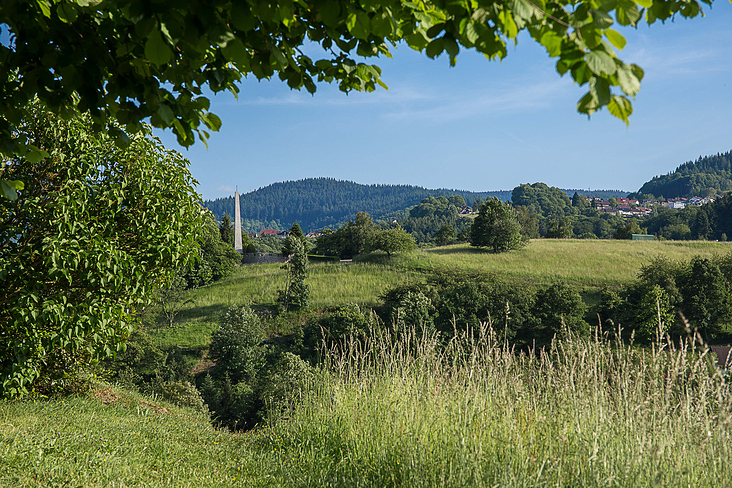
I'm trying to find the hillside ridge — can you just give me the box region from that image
[203,177,628,232]
[636,150,732,199]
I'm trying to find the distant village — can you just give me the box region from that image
[588,195,718,218]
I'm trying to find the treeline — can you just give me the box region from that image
[313,212,416,258]
[507,183,731,241]
[204,178,510,231]
[308,184,732,246]
[635,150,732,199]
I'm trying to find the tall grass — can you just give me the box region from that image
[258,327,732,487]
[4,329,732,486]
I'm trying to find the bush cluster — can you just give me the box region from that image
[600,253,732,342]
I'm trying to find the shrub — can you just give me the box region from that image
[634,285,674,342]
[209,306,267,384]
[159,380,208,413]
[393,291,436,337]
[532,283,589,339]
[302,304,376,354]
[259,353,314,420]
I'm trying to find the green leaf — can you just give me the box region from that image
[577,91,600,115]
[25,148,49,164]
[540,30,563,57]
[108,127,130,148]
[370,11,393,38]
[507,0,536,20]
[630,63,644,82]
[56,3,79,23]
[145,28,173,67]
[73,0,104,6]
[1,179,24,200]
[319,0,342,26]
[37,0,52,18]
[346,11,369,40]
[156,104,175,126]
[605,28,626,50]
[464,22,480,44]
[616,1,642,26]
[590,77,611,106]
[634,0,653,7]
[498,10,519,39]
[426,23,446,38]
[203,113,222,132]
[585,49,616,76]
[607,94,633,123]
[443,35,459,59]
[222,38,251,68]
[270,45,288,69]
[426,37,444,58]
[616,63,641,96]
[592,9,614,28]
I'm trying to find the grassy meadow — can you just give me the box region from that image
[150,262,423,348]
[150,238,731,349]
[6,238,732,487]
[4,330,732,487]
[398,240,731,287]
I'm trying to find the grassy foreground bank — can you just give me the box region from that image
[4,330,732,487]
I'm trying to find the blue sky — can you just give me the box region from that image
[156,3,726,200]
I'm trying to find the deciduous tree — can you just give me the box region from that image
[368,227,417,258]
[278,235,310,311]
[0,105,202,397]
[470,198,523,253]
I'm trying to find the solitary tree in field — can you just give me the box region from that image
[470,198,523,253]
[368,227,417,258]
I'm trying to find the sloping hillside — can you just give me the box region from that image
[637,150,732,199]
[203,178,629,232]
[203,178,511,231]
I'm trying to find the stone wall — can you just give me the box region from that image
[241,252,290,265]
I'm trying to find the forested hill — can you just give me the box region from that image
[636,150,732,199]
[204,178,511,232]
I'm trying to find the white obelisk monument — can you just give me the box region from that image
[234,190,243,253]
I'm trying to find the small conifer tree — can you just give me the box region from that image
[278,236,310,311]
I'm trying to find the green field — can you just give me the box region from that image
[151,239,731,348]
[406,240,731,287]
[150,262,423,348]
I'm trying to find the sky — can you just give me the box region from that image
[151,3,727,200]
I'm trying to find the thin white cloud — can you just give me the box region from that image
[217,185,235,193]
[383,76,573,123]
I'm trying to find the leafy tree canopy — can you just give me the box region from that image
[1,0,710,196]
[470,198,523,253]
[0,104,202,397]
[512,183,573,219]
[368,226,417,258]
